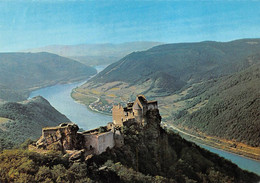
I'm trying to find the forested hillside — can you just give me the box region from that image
[173,62,260,147]
[0,96,70,150]
[0,52,96,102]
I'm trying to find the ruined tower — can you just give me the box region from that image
[112,95,158,127]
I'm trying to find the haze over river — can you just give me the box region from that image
[29,65,260,176]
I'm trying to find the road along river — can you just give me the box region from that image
[29,65,260,176]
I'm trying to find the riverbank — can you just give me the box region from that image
[71,89,112,116]
[162,122,260,161]
[71,88,113,115]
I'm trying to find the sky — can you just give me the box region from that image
[0,0,260,51]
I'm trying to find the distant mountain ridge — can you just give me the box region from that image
[24,42,163,66]
[0,52,96,102]
[0,96,70,150]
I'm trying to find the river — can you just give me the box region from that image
[199,144,260,175]
[29,65,112,130]
[29,65,260,176]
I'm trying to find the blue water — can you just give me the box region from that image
[28,65,260,176]
[198,144,260,175]
[29,65,111,130]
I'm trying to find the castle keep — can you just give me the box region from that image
[35,95,158,158]
[112,95,158,126]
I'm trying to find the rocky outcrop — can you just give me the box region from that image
[68,149,86,162]
[36,123,84,152]
[35,122,119,162]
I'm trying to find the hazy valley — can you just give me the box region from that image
[24,42,163,66]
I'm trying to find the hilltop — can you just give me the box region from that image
[0,96,70,150]
[0,52,96,102]
[24,42,163,66]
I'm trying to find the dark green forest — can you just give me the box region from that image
[173,63,260,147]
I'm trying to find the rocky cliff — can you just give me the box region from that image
[86,109,260,182]
[36,123,84,152]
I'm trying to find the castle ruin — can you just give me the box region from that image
[35,95,158,158]
[112,95,158,126]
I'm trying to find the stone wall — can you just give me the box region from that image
[96,131,115,154]
[84,133,98,153]
[114,129,124,147]
[112,105,135,126]
[83,130,115,155]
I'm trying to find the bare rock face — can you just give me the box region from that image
[69,149,86,162]
[36,123,84,152]
[62,124,80,150]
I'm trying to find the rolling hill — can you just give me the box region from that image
[0,52,96,102]
[0,96,70,150]
[24,42,163,66]
[91,39,260,88]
